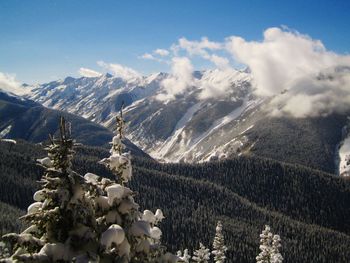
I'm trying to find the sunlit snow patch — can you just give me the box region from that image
[339,135,350,176]
[0,125,12,138]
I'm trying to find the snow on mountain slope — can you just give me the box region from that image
[22,69,263,162]
[338,123,350,176]
[6,67,350,172]
[339,136,350,176]
[0,84,34,103]
[27,72,168,122]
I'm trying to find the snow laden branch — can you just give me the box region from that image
[99,114,132,184]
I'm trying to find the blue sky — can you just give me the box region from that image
[1,0,350,83]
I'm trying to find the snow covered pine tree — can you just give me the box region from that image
[176,249,191,263]
[1,117,97,262]
[0,114,180,262]
[192,243,211,263]
[256,225,283,263]
[212,221,227,263]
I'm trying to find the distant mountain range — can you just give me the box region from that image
[1,69,350,174]
[0,91,150,158]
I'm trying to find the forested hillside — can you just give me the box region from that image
[143,157,350,234]
[245,113,348,174]
[1,140,350,262]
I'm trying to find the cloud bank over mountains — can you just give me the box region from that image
[0,72,28,95]
[226,27,350,117]
[78,67,102,78]
[96,61,141,81]
[1,27,350,117]
[144,27,350,117]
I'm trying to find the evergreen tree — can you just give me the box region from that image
[192,243,210,263]
[177,249,191,263]
[212,221,227,263]
[2,117,97,261]
[256,225,273,263]
[85,114,168,262]
[271,235,283,263]
[256,225,283,263]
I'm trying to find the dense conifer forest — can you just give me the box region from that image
[0,140,350,262]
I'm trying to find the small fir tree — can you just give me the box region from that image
[256,225,283,263]
[271,234,283,263]
[177,248,191,263]
[192,243,210,263]
[212,221,227,263]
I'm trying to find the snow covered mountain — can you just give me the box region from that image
[27,72,167,124]
[22,69,259,163]
[0,90,150,158]
[7,69,349,174]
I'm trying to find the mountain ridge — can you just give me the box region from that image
[0,91,150,158]
[4,69,350,174]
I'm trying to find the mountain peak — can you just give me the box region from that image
[63,76,75,84]
[103,73,113,78]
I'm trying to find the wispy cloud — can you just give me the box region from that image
[157,57,194,101]
[97,61,141,80]
[176,37,222,57]
[144,27,350,117]
[154,49,169,57]
[0,72,27,95]
[78,67,102,78]
[139,48,170,63]
[140,53,156,60]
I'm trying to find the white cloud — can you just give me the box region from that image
[154,49,169,57]
[142,27,350,116]
[225,27,350,117]
[178,37,222,57]
[269,67,350,117]
[139,49,170,63]
[198,68,245,99]
[78,67,102,78]
[140,53,156,60]
[0,72,28,95]
[168,37,233,70]
[209,54,230,69]
[226,27,335,96]
[97,61,141,81]
[157,57,194,101]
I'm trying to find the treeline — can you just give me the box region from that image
[0,140,350,262]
